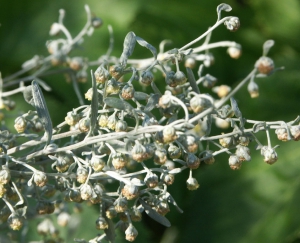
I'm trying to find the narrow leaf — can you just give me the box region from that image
[136,36,157,59]
[133,91,149,101]
[120,31,136,66]
[32,80,53,147]
[263,40,275,56]
[88,70,98,136]
[186,67,200,94]
[217,3,232,20]
[230,97,242,118]
[145,93,161,111]
[139,198,171,227]
[23,85,35,106]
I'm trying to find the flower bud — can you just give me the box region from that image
[106,206,117,219]
[65,111,80,126]
[201,150,215,165]
[212,85,231,98]
[0,166,11,185]
[80,184,93,200]
[202,74,217,88]
[162,126,178,144]
[95,216,109,230]
[261,146,278,164]
[219,135,234,148]
[109,65,124,80]
[275,128,288,141]
[144,172,159,188]
[57,212,70,227]
[255,56,274,75]
[78,117,90,132]
[92,17,103,28]
[14,117,27,133]
[76,167,88,184]
[112,153,129,170]
[154,148,167,165]
[121,84,135,100]
[291,125,300,141]
[33,171,48,187]
[94,66,109,84]
[155,200,170,216]
[63,188,82,203]
[36,200,55,215]
[107,114,117,130]
[122,184,139,200]
[190,95,212,113]
[8,214,24,230]
[227,46,242,59]
[140,71,154,86]
[130,207,142,222]
[98,114,109,128]
[228,155,242,170]
[203,53,215,67]
[106,78,120,95]
[0,183,7,197]
[90,156,105,172]
[185,153,200,169]
[165,71,177,87]
[114,197,128,213]
[69,57,84,71]
[168,143,182,159]
[125,224,138,242]
[235,145,251,162]
[224,17,240,32]
[159,93,172,109]
[173,71,187,85]
[49,23,61,36]
[186,177,200,190]
[115,120,128,132]
[247,81,259,98]
[161,173,175,185]
[76,70,88,83]
[131,142,148,162]
[185,57,196,69]
[84,88,93,101]
[181,135,199,153]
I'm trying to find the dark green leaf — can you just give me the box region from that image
[139,198,171,227]
[136,36,157,59]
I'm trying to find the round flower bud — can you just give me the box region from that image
[165,71,177,87]
[106,78,120,95]
[159,93,172,109]
[0,183,7,198]
[107,114,117,130]
[162,126,178,144]
[50,53,66,66]
[185,57,196,69]
[33,171,48,187]
[140,71,154,86]
[261,146,278,164]
[49,23,61,36]
[155,200,170,216]
[161,173,175,185]
[215,117,230,129]
[130,207,142,222]
[55,154,73,173]
[255,56,274,75]
[106,206,117,219]
[121,84,135,100]
[14,117,27,133]
[229,155,242,170]
[112,153,129,170]
[185,153,200,169]
[131,142,148,162]
[94,66,109,84]
[76,167,88,184]
[122,184,139,200]
[37,218,56,235]
[203,53,215,67]
[144,172,159,188]
[69,57,84,71]
[85,88,93,101]
[186,177,200,190]
[190,95,212,113]
[8,214,24,230]
[63,188,82,203]
[78,117,90,132]
[275,128,288,141]
[201,150,215,165]
[36,200,55,215]
[80,184,93,201]
[57,212,70,227]
[76,70,88,83]
[237,134,251,146]
[92,17,103,28]
[173,71,187,85]
[115,120,128,132]
[90,156,105,172]
[96,216,109,230]
[219,135,234,148]
[291,125,300,141]
[168,143,182,159]
[212,85,231,98]
[202,74,217,88]
[224,17,240,32]
[65,111,80,126]
[109,65,124,80]
[154,148,167,165]
[114,197,128,213]
[0,166,11,185]
[247,81,259,98]
[125,224,138,242]
[235,145,251,162]
[227,46,242,59]
[98,114,109,128]
[182,135,199,153]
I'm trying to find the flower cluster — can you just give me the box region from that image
[0,3,298,243]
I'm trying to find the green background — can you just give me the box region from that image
[0,0,300,242]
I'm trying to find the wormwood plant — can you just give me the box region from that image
[0,3,299,243]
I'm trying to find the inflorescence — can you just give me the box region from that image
[0,3,299,243]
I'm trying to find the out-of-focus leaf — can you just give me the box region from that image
[263,40,275,56]
[216,3,232,20]
[139,198,171,227]
[120,31,136,66]
[136,36,157,59]
[186,67,200,94]
[134,91,149,101]
[145,93,160,111]
[23,85,34,106]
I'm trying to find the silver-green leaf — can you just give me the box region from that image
[136,36,157,59]
[120,31,136,66]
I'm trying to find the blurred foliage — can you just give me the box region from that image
[0,0,300,242]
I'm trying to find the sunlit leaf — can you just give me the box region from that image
[136,36,157,59]
[120,31,136,66]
